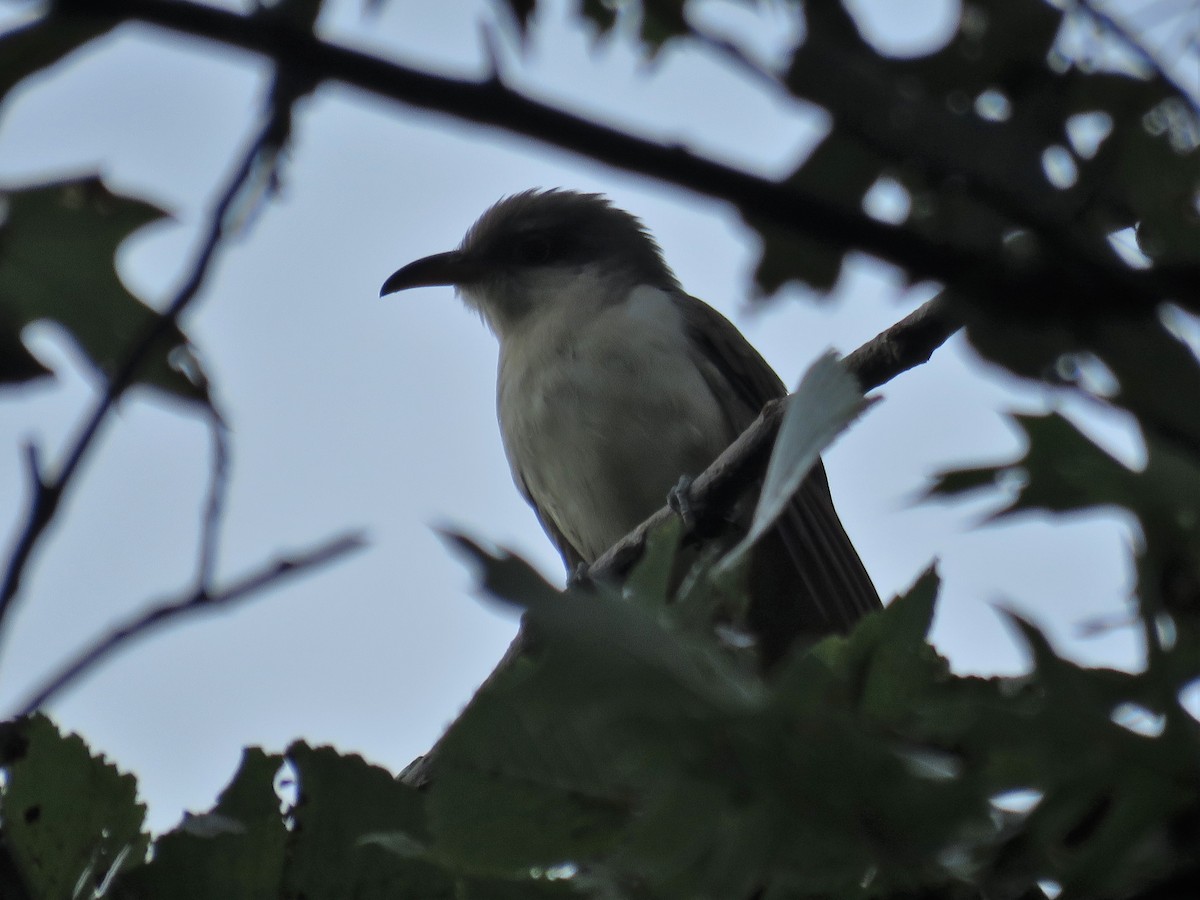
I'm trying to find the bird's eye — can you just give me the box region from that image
[515,235,554,265]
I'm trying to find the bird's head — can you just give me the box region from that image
[380,189,680,337]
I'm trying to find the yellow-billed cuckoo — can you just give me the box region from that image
[382,190,879,659]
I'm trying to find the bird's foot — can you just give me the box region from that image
[566,561,592,590]
[668,475,698,529]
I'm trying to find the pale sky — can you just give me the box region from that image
[0,0,1179,832]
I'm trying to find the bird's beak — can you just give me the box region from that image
[380,250,484,297]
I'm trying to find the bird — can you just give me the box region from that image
[381,189,879,662]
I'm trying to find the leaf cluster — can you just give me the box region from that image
[2,532,1197,898]
[503,0,1198,310]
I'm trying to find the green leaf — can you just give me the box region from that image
[0,714,147,900]
[283,742,444,899]
[427,767,625,873]
[0,303,49,383]
[427,669,640,880]
[639,0,688,53]
[926,462,1008,499]
[749,214,845,297]
[435,540,776,877]
[744,128,896,297]
[446,538,758,734]
[928,412,1138,517]
[494,0,537,34]
[744,143,868,296]
[0,175,208,401]
[210,747,286,822]
[440,530,563,609]
[776,566,943,726]
[622,514,682,609]
[579,0,619,35]
[1093,316,1200,455]
[966,314,1200,458]
[930,410,1200,559]
[113,748,287,900]
[723,352,872,568]
[1089,93,1200,267]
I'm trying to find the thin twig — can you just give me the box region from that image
[0,93,282,657]
[400,293,959,788]
[12,531,367,717]
[195,404,231,593]
[1075,0,1200,108]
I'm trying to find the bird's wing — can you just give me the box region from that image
[671,292,789,412]
[671,292,881,646]
[512,466,588,574]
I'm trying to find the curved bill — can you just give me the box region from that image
[380,250,483,297]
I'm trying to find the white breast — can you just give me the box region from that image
[496,284,730,562]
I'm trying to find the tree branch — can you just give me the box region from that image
[400,293,959,788]
[11,531,367,717]
[61,0,1196,316]
[0,63,285,662]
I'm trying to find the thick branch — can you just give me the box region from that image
[400,293,959,788]
[62,0,1196,315]
[12,532,366,716]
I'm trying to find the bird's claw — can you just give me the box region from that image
[567,561,591,589]
[668,475,697,529]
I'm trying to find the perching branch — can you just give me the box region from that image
[12,531,366,717]
[0,69,288,662]
[591,292,957,581]
[400,292,959,788]
[60,0,1197,316]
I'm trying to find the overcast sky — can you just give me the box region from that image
[0,0,1190,833]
